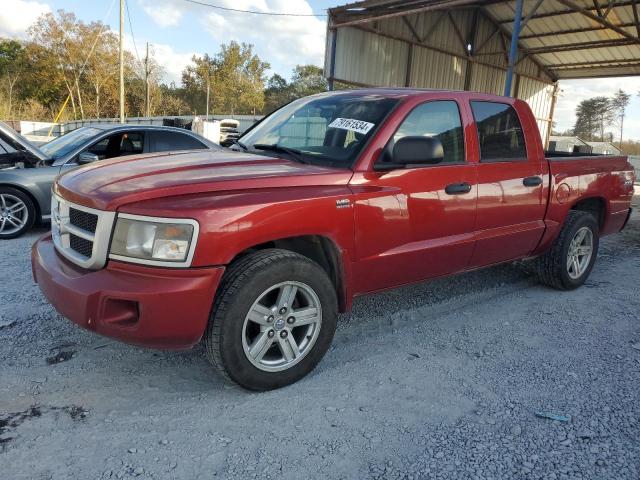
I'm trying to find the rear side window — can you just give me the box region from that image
[471,101,526,162]
[153,131,207,153]
[393,100,465,164]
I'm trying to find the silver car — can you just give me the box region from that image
[0,122,220,238]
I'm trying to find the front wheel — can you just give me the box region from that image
[535,210,599,290]
[204,249,338,391]
[0,187,36,239]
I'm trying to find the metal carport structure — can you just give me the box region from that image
[324,0,640,145]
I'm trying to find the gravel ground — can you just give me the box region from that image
[1,199,639,480]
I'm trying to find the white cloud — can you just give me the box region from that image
[200,0,326,71]
[139,0,326,73]
[0,0,50,38]
[554,77,640,140]
[139,0,184,27]
[151,43,196,84]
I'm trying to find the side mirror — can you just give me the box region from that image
[77,152,99,165]
[392,136,444,166]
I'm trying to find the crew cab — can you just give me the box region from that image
[31,89,635,390]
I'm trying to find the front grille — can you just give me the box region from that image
[69,208,98,233]
[70,234,93,257]
[51,194,116,270]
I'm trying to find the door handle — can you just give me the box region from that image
[523,176,543,187]
[445,182,472,195]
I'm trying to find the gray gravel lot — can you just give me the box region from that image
[1,199,639,480]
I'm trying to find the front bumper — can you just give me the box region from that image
[32,234,224,350]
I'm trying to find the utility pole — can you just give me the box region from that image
[119,0,125,123]
[205,71,210,120]
[144,42,150,118]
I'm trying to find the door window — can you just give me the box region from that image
[471,101,526,162]
[84,132,144,161]
[152,131,207,152]
[393,101,465,165]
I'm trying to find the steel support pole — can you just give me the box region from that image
[119,0,125,123]
[504,0,523,97]
[328,28,337,91]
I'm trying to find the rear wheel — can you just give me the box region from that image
[535,210,599,290]
[0,187,35,239]
[204,249,338,391]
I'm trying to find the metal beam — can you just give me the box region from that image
[331,0,477,27]
[402,16,421,42]
[554,0,640,43]
[504,0,524,96]
[479,8,557,81]
[447,11,469,53]
[593,0,603,16]
[497,0,636,23]
[474,26,500,53]
[545,58,640,68]
[519,22,637,39]
[603,0,618,18]
[632,0,640,38]
[527,38,639,54]
[520,0,545,30]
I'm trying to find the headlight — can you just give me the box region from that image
[109,214,199,267]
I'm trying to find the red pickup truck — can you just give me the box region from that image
[32,89,635,390]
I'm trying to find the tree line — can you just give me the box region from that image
[557,89,637,150]
[0,10,329,122]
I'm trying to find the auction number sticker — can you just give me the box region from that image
[328,118,375,135]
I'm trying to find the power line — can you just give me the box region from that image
[125,0,141,64]
[179,0,328,17]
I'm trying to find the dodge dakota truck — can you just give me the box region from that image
[32,89,635,390]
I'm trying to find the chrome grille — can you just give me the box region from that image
[51,194,116,270]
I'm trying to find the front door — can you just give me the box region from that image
[351,99,478,294]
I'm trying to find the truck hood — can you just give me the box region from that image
[55,149,354,211]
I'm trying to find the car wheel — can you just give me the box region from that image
[204,249,338,391]
[0,187,36,239]
[535,210,599,290]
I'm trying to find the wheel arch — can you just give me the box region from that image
[570,196,607,231]
[227,234,350,312]
[0,183,42,222]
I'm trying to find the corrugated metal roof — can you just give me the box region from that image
[330,0,640,80]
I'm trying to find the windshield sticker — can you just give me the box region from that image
[328,118,375,135]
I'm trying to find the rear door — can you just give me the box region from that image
[351,98,478,293]
[150,131,209,152]
[468,100,546,267]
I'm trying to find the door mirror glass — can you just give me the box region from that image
[77,151,100,164]
[392,136,444,166]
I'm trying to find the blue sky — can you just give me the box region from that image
[1,0,640,139]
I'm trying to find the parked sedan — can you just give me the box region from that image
[0,122,220,238]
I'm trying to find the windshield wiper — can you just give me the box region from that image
[252,143,310,164]
[233,140,248,151]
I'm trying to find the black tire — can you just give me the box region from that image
[535,210,599,290]
[0,186,36,239]
[204,249,338,391]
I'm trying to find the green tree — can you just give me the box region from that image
[290,65,328,97]
[182,42,269,115]
[0,39,27,117]
[610,89,631,149]
[263,65,328,114]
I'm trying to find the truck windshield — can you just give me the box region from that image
[238,94,398,167]
[40,127,102,160]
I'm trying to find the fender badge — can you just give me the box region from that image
[336,199,351,209]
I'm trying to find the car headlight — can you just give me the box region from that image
[109,214,199,267]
